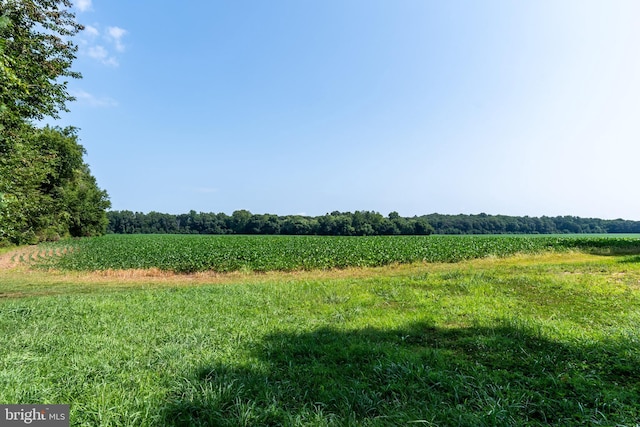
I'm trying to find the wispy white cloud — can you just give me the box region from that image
[106,26,127,52]
[75,0,92,12]
[71,89,118,108]
[83,24,99,37]
[86,45,119,66]
[86,45,107,60]
[77,24,127,67]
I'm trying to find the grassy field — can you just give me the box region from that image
[1,236,640,426]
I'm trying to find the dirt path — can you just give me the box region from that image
[0,246,40,270]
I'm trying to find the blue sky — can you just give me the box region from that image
[56,1,640,219]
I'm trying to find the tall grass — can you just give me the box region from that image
[1,252,639,425]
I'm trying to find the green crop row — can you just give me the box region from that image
[34,234,640,273]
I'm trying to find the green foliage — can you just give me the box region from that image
[106,210,640,236]
[35,234,640,273]
[62,164,111,237]
[0,1,110,245]
[0,126,110,244]
[107,210,435,236]
[423,213,640,234]
[1,252,640,425]
[0,0,82,128]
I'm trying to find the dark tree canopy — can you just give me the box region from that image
[105,210,640,236]
[106,210,436,236]
[0,1,110,245]
[0,125,110,244]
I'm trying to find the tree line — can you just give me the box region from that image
[106,210,640,236]
[0,1,110,245]
[107,210,435,236]
[423,213,640,234]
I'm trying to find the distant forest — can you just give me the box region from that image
[107,210,640,236]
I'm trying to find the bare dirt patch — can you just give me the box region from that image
[0,246,40,270]
[41,263,406,286]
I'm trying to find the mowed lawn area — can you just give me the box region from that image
[1,236,639,426]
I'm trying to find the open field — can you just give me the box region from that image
[27,233,640,273]
[1,236,640,426]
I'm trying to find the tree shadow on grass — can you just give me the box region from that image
[564,238,640,257]
[618,255,640,263]
[160,321,640,426]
